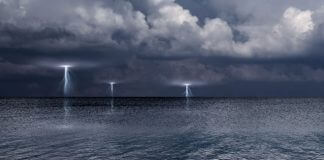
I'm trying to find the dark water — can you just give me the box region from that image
[1,98,324,159]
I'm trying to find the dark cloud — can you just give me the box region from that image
[1,0,324,96]
[0,0,323,57]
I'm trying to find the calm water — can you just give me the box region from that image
[1,98,324,159]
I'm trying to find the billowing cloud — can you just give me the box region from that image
[230,7,315,57]
[1,0,324,96]
[1,0,324,58]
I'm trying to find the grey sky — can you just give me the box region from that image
[1,0,324,97]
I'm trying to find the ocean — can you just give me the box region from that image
[0,98,324,159]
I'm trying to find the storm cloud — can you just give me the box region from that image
[1,0,324,96]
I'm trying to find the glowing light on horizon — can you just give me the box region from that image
[60,65,72,68]
[60,65,72,97]
[184,83,193,98]
[109,81,116,97]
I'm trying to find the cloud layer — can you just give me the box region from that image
[1,0,324,96]
[1,0,324,58]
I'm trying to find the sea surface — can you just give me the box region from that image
[0,98,324,159]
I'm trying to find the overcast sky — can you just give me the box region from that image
[1,0,324,97]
